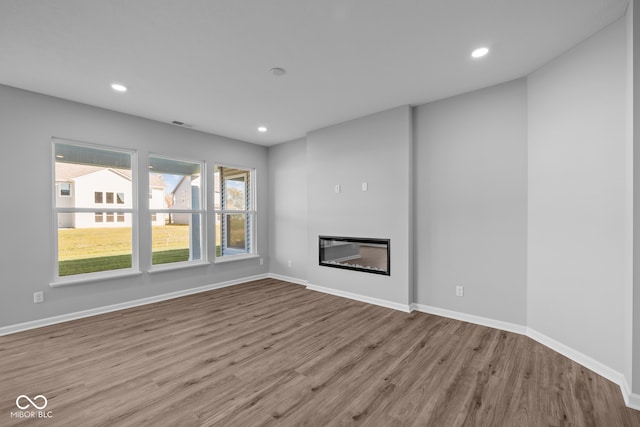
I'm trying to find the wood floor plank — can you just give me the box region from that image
[0,279,638,426]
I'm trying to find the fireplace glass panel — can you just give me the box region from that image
[319,236,390,275]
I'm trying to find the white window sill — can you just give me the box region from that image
[148,260,210,274]
[213,254,260,264]
[50,270,142,288]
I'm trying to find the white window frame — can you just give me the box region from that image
[148,153,208,271]
[213,163,257,262]
[51,138,139,286]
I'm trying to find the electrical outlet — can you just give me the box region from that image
[455,286,464,297]
[288,260,292,267]
[362,182,368,191]
[33,291,44,304]
[335,184,341,193]
[259,258,264,265]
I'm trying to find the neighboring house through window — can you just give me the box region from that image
[53,138,138,282]
[149,154,205,267]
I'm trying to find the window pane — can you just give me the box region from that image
[217,213,250,255]
[54,141,135,280]
[227,214,246,249]
[214,165,254,258]
[149,156,201,212]
[55,143,131,169]
[60,183,71,196]
[152,216,202,265]
[58,213,132,276]
[149,155,204,266]
[215,166,250,211]
[225,176,246,210]
[55,143,132,209]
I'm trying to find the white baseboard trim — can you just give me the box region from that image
[0,274,269,336]
[412,304,637,410]
[628,392,640,411]
[618,376,640,410]
[411,303,528,335]
[305,283,411,313]
[267,273,308,286]
[3,273,638,411]
[526,327,634,408]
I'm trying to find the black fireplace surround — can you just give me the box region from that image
[318,236,390,276]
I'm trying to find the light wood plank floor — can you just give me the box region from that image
[1,278,638,426]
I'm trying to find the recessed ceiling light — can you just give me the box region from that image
[111,83,127,92]
[471,47,489,58]
[270,67,286,76]
[258,126,268,133]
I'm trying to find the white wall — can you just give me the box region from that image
[74,169,131,228]
[528,17,628,374]
[0,84,269,328]
[413,79,528,325]
[306,105,412,307]
[268,138,308,280]
[631,0,640,396]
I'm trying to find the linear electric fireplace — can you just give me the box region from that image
[319,236,390,275]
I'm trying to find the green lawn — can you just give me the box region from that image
[59,225,187,276]
[58,224,224,276]
[59,254,132,276]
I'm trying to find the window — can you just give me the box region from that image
[214,165,255,258]
[53,139,137,282]
[117,193,125,204]
[149,154,205,267]
[59,183,71,197]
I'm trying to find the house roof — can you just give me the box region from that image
[56,162,165,188]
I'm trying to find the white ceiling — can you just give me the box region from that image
[0,0,630,146]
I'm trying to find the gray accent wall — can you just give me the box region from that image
[268,138,308,279]
[413,79,528,325]
[267,12,633,398]
[306,106,412,306]
[528,17,629,374]
[0,84,269,327]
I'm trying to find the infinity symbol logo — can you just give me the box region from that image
[16,395,48,410]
